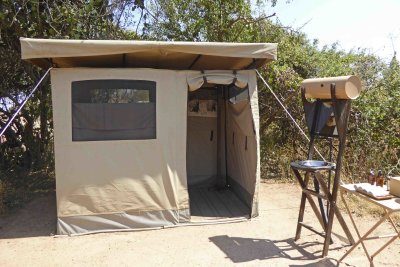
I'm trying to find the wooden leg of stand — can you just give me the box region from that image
[295,190,307,240]
[322,202,336,257]
[334,206,355,245]
[293,169,326,240]
[305,193,327,231]
[294,170,310,240]
[315,173,355,245]
[322,170,341,257]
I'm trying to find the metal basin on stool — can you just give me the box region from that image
[290,160,336,172]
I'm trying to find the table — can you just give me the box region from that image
[338,184,400,266]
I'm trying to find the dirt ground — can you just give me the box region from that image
[0,182,399,267]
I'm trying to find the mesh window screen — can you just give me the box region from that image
[71,80,156,141]
[228,85,249,104]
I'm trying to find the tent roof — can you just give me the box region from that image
[20,38,277,70]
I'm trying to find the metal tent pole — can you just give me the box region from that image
[224,86,229,187]
[0,68,52,137]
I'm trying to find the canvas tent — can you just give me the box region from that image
[20,38,277,235]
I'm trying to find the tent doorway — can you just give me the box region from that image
[186,85,250,222]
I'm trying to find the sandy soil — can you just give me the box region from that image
[0,182,399,267]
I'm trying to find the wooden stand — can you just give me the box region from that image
[291,84,355,257]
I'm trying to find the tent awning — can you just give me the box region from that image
[20,38,277,70]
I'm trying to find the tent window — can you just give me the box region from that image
[71,80,156,141]
[89,88,151,104]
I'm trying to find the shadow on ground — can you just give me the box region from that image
[209,235,338,266]
[0,192,56,239]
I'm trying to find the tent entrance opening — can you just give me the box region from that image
[186,85,250,222]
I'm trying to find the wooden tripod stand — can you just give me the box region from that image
[290,84,355,257]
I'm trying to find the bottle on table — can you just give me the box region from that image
[368,169,375,185]
[376,170,384,187]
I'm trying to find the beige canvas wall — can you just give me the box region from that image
[51,68,190,234]
[186,116,218,187]
[249,72,261,217]
[51,68,260,234]
[225,72,260,217]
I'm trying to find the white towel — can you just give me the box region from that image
[354,183,390,197]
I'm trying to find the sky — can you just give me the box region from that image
[268,0,400,61]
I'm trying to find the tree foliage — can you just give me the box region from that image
[142,0,273,42]
[0,0,141,212]
[0,0,139,169]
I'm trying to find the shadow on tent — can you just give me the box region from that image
[209,235,338,266]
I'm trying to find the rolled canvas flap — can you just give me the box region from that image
[301,75,362,99]
[187,70,249,91]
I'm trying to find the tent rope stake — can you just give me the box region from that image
[255,70,326,161]
[0,67,52,137]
